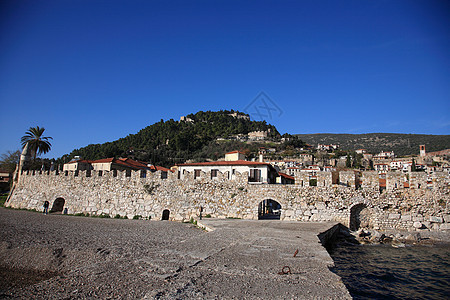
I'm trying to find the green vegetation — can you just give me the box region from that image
[21,126,53,160]
[295,133,450,156]
[57,110,281,167]
[133,215,143,220]
[0,193,8,207]
[0,150,20,173]
[309,178,317,186]
[143,183,160,195]
[74,212,89,217]
[114,214,128,219]
[204,214,211,218]
[93,213,111,218]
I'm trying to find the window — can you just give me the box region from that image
[74,170,79,177]
[126,170,131,177]
[86,170,91,177]
[211,169,218,179]
[249,168,261,182]
[140,170,147,178]
[98,170,103,177]
[194,169,201,179]
[161,171,168,179]
[113,169,118,177]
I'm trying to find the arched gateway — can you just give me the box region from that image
[349,203,370,231]
[258,199,281,220]
[50,198,65,213]
[161,209,170,220]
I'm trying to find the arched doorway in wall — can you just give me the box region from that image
[349,203,370,231]
[258,199,281,220]
[161,209,170,220]
[50,198,65,213]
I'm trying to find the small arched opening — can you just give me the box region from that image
[349,203,370,231]
[161,209,170,220]
[50,198,65,214]
[258,199,281,220]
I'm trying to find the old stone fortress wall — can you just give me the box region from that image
[6,167,450,232]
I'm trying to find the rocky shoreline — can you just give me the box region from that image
[331,225,450,251]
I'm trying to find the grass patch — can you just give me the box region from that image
[0,193,9,207]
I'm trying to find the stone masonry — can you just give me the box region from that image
[6,169,450,231]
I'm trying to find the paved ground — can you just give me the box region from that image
[0,208,351,299]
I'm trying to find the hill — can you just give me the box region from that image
[58,110,449,167]
[59,110,280,166]
[295,133,450,156]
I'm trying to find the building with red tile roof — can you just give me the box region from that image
[63,157,169,174]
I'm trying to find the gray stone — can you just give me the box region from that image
[429,216,443,223]
[413,221,423,229]
[388,213,400,219]
[400,214,411,221]
[440,223,450,230]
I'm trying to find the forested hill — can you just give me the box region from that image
[295,133,450,156]
[60,110,280,166]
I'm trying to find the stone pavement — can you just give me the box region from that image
[0,208,351,299]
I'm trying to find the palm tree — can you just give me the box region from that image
[21,126,53,160]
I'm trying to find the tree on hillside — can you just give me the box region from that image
[21,126,52,160]
[411,158,416,172]
[0,150,20,173]
[346,154,352,168]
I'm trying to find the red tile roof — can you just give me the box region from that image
[65,160,92,164]
[91,158,149,170]
[149,165,173,172]
[177,160,270,167]
[278,172,295,180]
[225,150,246,155]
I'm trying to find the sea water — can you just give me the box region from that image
[329,243,450,299]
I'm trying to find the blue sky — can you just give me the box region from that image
[1,0,449,159]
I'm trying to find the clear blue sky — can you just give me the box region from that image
[1,0,449,159]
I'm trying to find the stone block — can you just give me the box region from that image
[413,215,424,222]
[429,216,443,223]
[316,202,326,210]
[388,213,400,219]
[440,223,450,230]
[284,210,294,217]
[413,221,423,229]
[400,214,411,221]
[431,223,441,230]
[443,215,450,223]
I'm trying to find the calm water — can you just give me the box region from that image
[329,243,450,300]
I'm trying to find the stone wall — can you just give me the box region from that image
[6,169,450,231]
